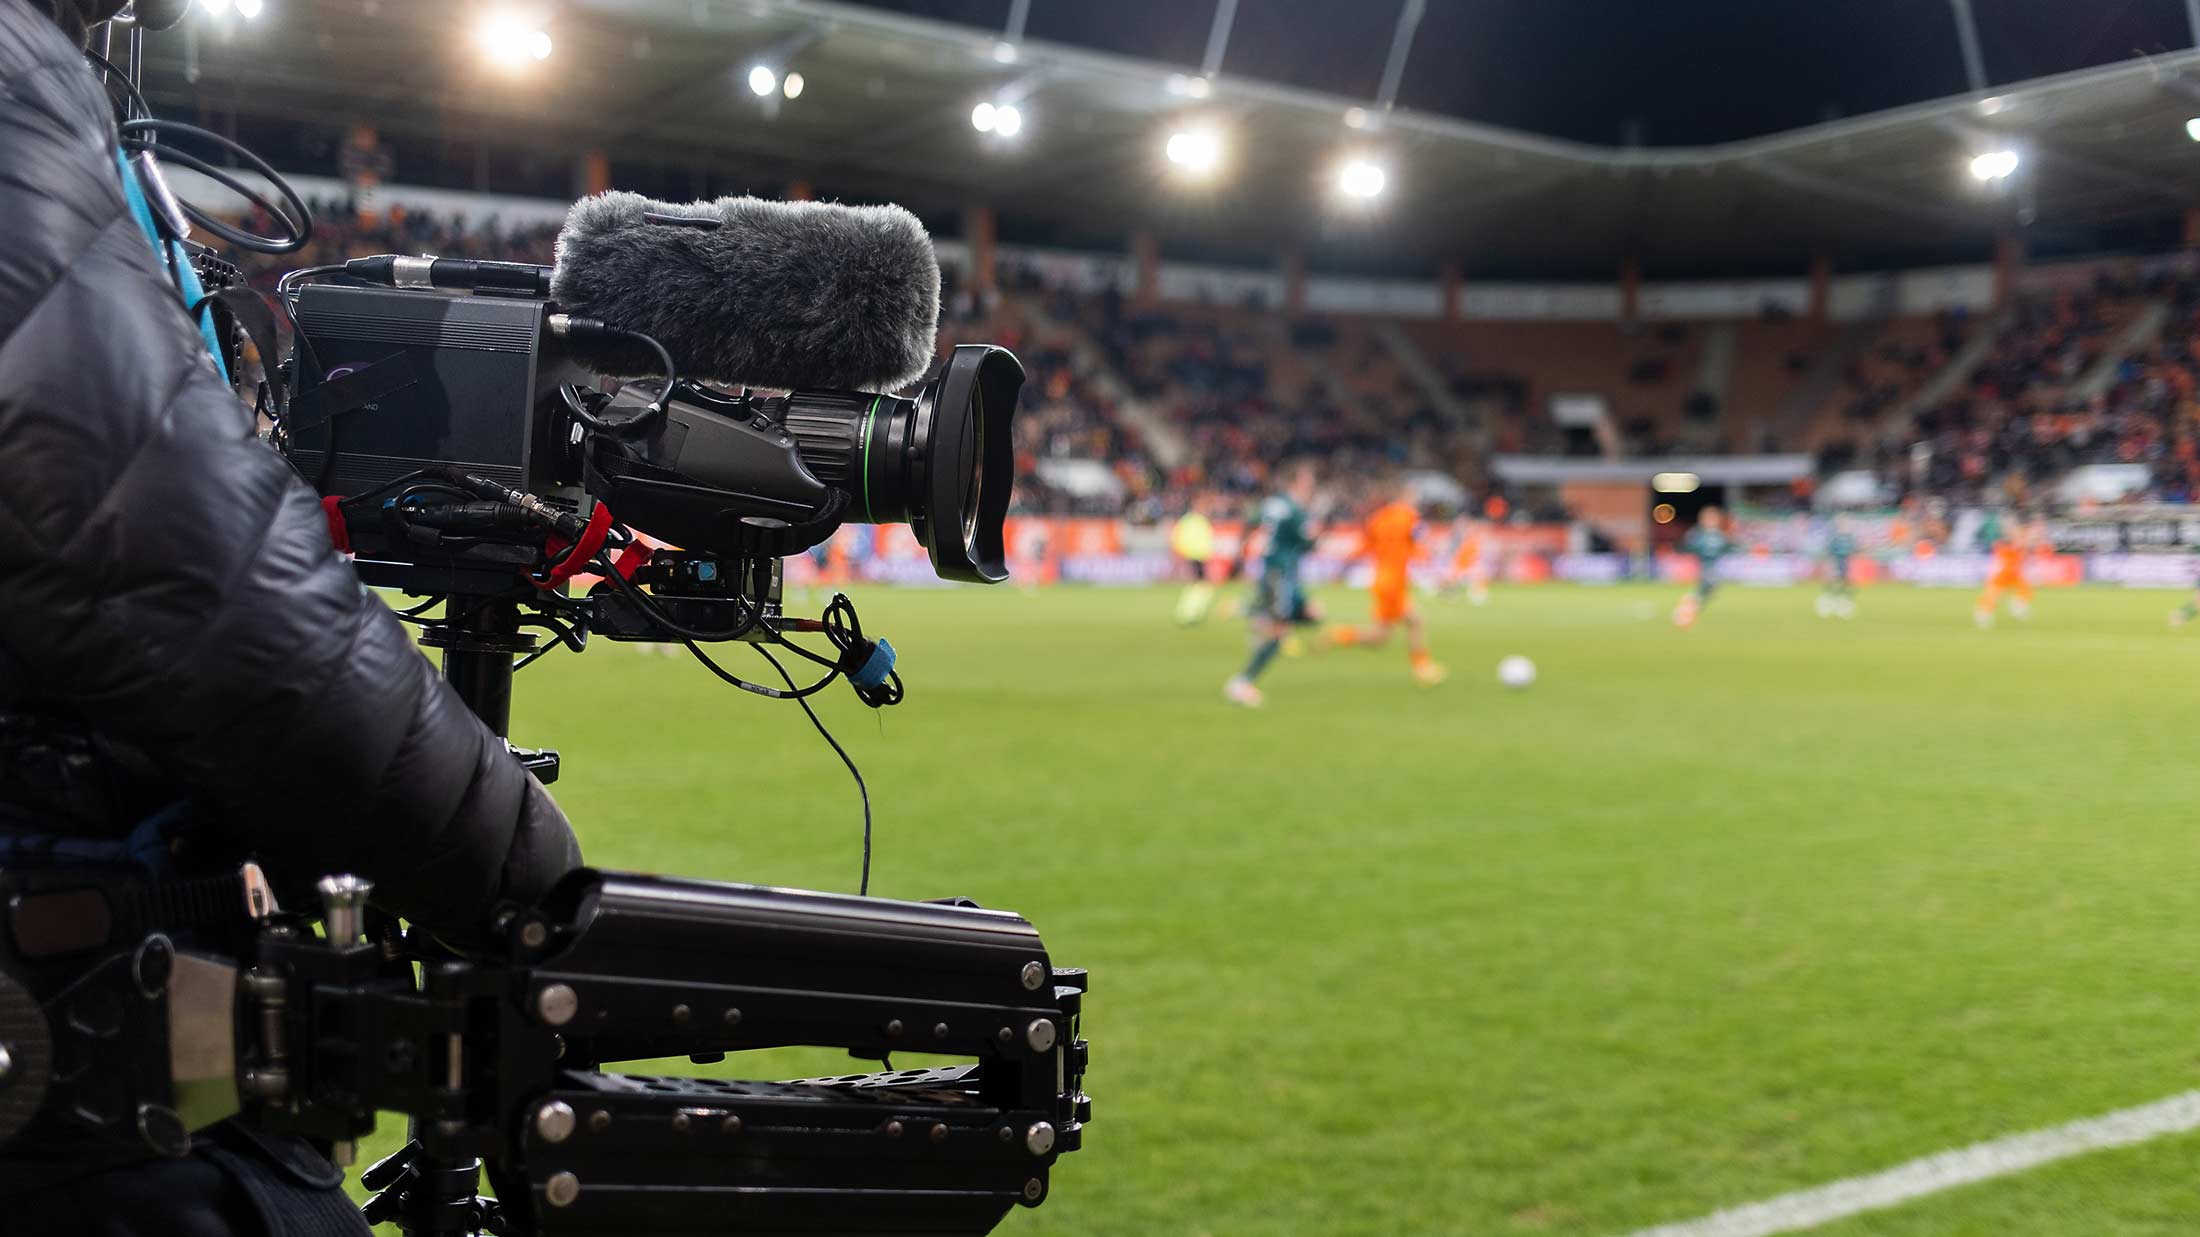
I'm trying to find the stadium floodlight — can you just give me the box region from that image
[1165,128,1223,175]
[233,0,264,17]
[782,71,805,99]
[971,101,997,133]
[1652,472,1701,493]
[198,0,231,13]
[992,40,1019,64]
[1343,107,1370,130]
[477,13,551,71]
[993,104,1023,137]
[1969,149,2019,181]
[1336,158,1387,201]
[2186,117,2200,142]
[748,64,778,97]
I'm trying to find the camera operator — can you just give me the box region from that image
[0,2,583,1232]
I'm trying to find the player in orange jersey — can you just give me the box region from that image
[1974,515,2036,628]
[1329,482,1446,684]
[1448,516,1492,606]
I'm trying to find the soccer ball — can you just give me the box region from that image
[1497,655,1536,690]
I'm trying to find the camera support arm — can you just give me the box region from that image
[228,869,1089,1236]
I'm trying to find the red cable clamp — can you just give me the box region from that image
[320,495,352,556]
[535,503,615,589]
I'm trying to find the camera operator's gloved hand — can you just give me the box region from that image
[0,9,580,938]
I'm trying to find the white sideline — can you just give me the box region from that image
[1621,1090,2200,1237]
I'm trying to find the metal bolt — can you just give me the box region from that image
[671,1113,691,1133]
[885,1019,903,1038]
[1025,1019,1057,1053]
[721,1115,742,1135]
[535,984,579,1027]
[932,1022,950,1040]
[884,1120,904,1139]
[317,875,372,948]
[518,921,548,949]
[544,1171,581,1208]
[722,1008,742,1027]
[1025,1122,1056,1156]
[0,1042,13,1085]
[997,1027,1014,1046]
[588,1109,611,1134]
[672,1004,691,1024]
[929,1123,949,1144]
[998,1125,1014,1143]
[1021,961,1047,991]
[1022,1178,1044,1202]
[535,1100,576,1144]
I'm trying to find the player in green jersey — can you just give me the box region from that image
[1225,462,1320,707]
[1673,506,1734,628]
[1815,515,1859,619]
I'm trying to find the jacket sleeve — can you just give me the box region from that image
[0,29,580,932]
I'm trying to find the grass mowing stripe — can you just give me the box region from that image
[1621,1091,2200,1237]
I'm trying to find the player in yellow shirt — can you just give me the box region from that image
[1171,497,1219,625]
[1329,483,1446,684]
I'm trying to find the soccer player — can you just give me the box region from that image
[1815,514,1859,619]
[1449,516,1492,606]
[1225,463,1320,707]
[1974,516,2036,628]
[1330,482,1447,684]
[1171,496,1218,626]
[1672,506,1734,628]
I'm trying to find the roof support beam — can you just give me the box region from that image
[1375,0,1426,112]
[1200,0,1239,79]
[2188,0,2200,49]
[1003,0,1030,46]
[1948,0,1988,93]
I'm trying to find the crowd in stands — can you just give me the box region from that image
[1825,267,2200,506]
[240,200,2200,519]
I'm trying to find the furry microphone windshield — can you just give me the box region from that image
[549,191,942,393]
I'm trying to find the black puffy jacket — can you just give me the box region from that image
[0,2,580,933]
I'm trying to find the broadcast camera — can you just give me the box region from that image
[0,20,1089,1235]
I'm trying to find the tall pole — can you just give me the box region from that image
[1003,0,1030,46]
[2187,0,2200,49]
[1948,0,1988,93]
[1375,0,1427,112]
[1200,0,1239,80]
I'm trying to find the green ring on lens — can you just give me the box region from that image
[859,394,881,523]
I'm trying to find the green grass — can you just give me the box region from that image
[358,582,2200,1234]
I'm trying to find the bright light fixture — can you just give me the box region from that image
[747,65,777,97]
[782,71,805,99]
[971,101,997,133]
[992,40,1018,64]
[233,0,264,17]
[1651,472,1701,493]
[1184,76,1211,99]
[992,104,1023,137]
[2185,117,2200,142]
[1969,149,2019,181]
[198,0,232,14]
[477,14,549,70]
[1336,158,1387,200]
[1165,128,1222,174]
[1343,107,1370,130]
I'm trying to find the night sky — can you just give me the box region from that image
[856,0,2197,145]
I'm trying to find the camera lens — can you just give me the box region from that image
[783,344,1024,584]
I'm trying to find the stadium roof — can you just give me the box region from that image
[142,0,2200,279]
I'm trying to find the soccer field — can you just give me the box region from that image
[365,582,2200,1235]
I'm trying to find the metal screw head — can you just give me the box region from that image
[721,1115,742,1135]
[671,1113,691,1133]
[535,984,579,1027]
[588,1109,611,1134]
[998,1125,1014,1142]
[885,1019,904,1038]
[1021,961,1047,991]
[1025,1121,1056,1156]
[518,921,549,949]
[0,1042,13,1085]
[929,1122,949,1144]
[544,1171,581,1208]
[932,1022,950,1040]
[534,1100,576,1144]
[672,1004,691,1024]
[1022,1178,1044,1201]
[997,1026,1014,1046]
[1025,1019,1057,1053]
[722,1007,742,1027]
[884,1120,904,1139]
